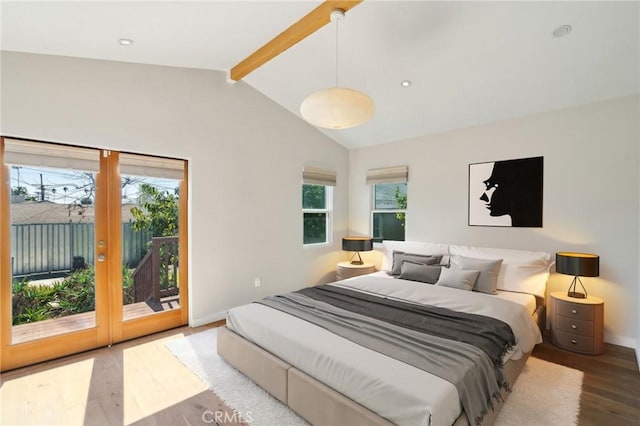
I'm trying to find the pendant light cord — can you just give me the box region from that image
[335,14,340,87]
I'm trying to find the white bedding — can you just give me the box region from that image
[365,271,538,314]
[226,275,542,426]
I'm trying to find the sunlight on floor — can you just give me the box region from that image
[122,333,207,424]
[0,358,95,425]
[0,331,211,426]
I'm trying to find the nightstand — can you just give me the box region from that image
[336,261,375,280]
[550,291,604,355]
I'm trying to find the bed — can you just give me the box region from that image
[218,242,552,426]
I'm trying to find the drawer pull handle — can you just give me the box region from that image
[571,325,577,329]
[571,340,577,344]
[571,309,577,314]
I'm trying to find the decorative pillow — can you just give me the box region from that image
[449,245,553,298]
[435,268,480,291]
[450,255,503,295]
[398,262,442,284]
[391,251,442,276]
[381,241,450,272]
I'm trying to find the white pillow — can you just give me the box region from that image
[450,255,502,295]
[381,241,450,272]
[449,245,553,298]
[435,268,480,291]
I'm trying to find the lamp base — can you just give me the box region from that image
[348,252,364,265]
[567,276,588,299]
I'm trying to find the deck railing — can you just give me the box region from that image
[132,236,179,303]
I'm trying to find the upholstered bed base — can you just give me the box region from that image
[217,326,532,426]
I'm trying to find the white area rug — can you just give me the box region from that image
[164,328,583,426]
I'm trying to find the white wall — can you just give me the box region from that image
[1,51,349,326]
[349,95,640,348]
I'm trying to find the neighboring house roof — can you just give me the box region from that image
[11,200,138,224]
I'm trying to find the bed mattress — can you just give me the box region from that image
[226,275,542,426]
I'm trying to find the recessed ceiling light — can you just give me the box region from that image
[400,80,412,88]
[552,25,572,38]
[119,38,134,46]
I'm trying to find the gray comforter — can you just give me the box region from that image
[259,285,517,426]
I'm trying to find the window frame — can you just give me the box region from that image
[302,184,333,247]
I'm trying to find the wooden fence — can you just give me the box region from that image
[10,221,150,277]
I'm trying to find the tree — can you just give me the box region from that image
[302,184,325,209]
[394,186,407,223]
[11,186,27,195]
[131,183,179,237]
[302,184,327,244]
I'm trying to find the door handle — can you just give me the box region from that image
[97,254,106,262]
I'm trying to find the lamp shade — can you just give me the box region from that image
[342,236,373,252]
[556,252,599,277]
[300,87,374,129]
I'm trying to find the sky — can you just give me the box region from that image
[11,165,179,204]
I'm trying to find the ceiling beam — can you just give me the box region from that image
[229,0,363,82]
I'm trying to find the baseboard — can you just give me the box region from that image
[190,310,227,327]
[604,332,637,349]
[635,346,640,372]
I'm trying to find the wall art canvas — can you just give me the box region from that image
[469,156,543,227]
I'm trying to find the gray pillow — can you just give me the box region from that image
[398,261,442,284]
[391,251,442,275]
[435,268,480,291]
[450,255,503,294]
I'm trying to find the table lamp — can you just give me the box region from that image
[555,252,599,299]
[342,236,373,265]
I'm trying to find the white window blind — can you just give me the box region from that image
[366,166,408,185]
[302,166,336,187]
[3,138,100,172]
[119,153,185,180]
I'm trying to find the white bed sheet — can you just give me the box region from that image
[226,275,542,426]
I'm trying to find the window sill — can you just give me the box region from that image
[303,242,332,249]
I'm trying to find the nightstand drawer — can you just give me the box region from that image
[556,316,593,337]
[555,299,594,321]
[552,329,594,353]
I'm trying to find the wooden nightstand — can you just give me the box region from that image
[550,291,604,355]
[336,261,375,280]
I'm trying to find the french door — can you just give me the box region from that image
[0,137,188,371]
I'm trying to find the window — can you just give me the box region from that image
[301,166,336,246]
[302,184,332,245]
[367,166,408,243]
[371,182,407,243]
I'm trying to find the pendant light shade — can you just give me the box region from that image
[300,87,375,129]
[300,8,374,130]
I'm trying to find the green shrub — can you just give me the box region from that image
[122,265,135,305]
[12,264,137,325]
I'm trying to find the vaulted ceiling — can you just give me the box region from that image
[2,1,638,149]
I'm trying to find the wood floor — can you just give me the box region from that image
[1,321,232,426]
[1,324,638,425]
[533,331,640,426]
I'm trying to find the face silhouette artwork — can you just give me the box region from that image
[474,157,543,227]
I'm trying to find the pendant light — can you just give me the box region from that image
[300,9,374,129]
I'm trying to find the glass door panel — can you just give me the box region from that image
[120,176,182,321]
[10,166,97,343]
